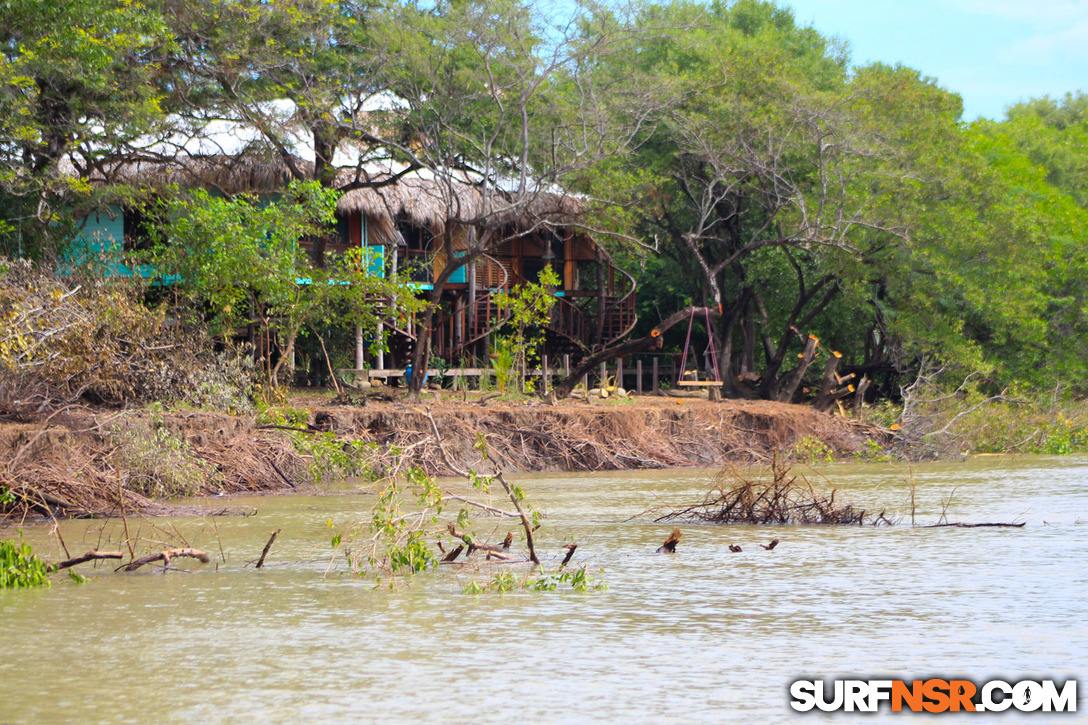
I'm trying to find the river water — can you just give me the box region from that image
[1,456,1086,723]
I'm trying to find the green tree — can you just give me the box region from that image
[593,0,900,400]
[0,0,171,256]
[155,0,423,193]
[494,265,559,393]
[148,180,419,388]
[376,0,661,398]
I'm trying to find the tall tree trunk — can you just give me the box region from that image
[774,334,819,402]
[408,292,440,399]
[595,248,606,348]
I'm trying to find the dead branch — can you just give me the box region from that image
[256,529,280,569]
[441,494,518,518]
[121,547,211,572]
[48,549,123,571]
[422,409,469,477]
[921,522,1026,529]
[560,543,577,567]
[267,459,297,489]
[654,455,872,525]
[446,523,512,556]
[494,472,540,564]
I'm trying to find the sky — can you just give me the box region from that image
[783,0,1088,121]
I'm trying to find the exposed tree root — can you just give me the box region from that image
[0,400,883,521]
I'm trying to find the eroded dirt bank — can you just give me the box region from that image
[1,398,888,520]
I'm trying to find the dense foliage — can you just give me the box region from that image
[0,0,1084,405]
[583,1,1088,400]
[0,535,51,588]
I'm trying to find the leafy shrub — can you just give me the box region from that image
[854,438,894,462]
[115,424,221,498]
[789,435,834,464]
[0,534,51,588]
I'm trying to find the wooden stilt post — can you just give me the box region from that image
[376,320,385,370]
[355,325,364,370]
[563,354,570,377]
[617,357,624,391]
[637,359,643,394]
[652,357,659,394]
[542,353,549,394]
[600,362,607,387]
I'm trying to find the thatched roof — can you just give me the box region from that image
[79,153,589,245]
[336,172,586,245]
[336,175,485,245]
[84,155,310,196]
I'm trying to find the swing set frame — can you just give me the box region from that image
[674,306,724,387]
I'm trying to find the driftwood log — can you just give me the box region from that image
[122,547,211,572]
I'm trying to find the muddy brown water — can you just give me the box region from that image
[2,456,1086,723]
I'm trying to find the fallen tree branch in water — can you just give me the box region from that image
[495,471,540,565]
[255,529,280,569]
[121,547,211,572]
[446,523,515,559]
[442,544,464,562]
[48,549,123,571]
[560,543,578,567]
[654,455,876,526]
[921,522,1026,528]
[656,528,682,553]
[440,494,519,519]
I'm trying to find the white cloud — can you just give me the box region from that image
[1005,21,1088,64]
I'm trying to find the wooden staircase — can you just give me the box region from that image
[462,290,511,348]
[424,252,639,363]
[448,253,511,355]
[546,266,637,353]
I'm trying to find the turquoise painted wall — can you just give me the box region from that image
[68,206,156,278]
[362,244,385,277]
[449,251,466,284]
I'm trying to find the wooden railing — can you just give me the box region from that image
[477,254,510,289]
[428,252,639,357]
[549,295,589,347]
[545,264,638,350]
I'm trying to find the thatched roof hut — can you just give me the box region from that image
[86,153,589,248]
[77,155,309,196]
[336,172,585,242]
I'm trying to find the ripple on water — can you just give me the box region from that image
[2,456,1087,723]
